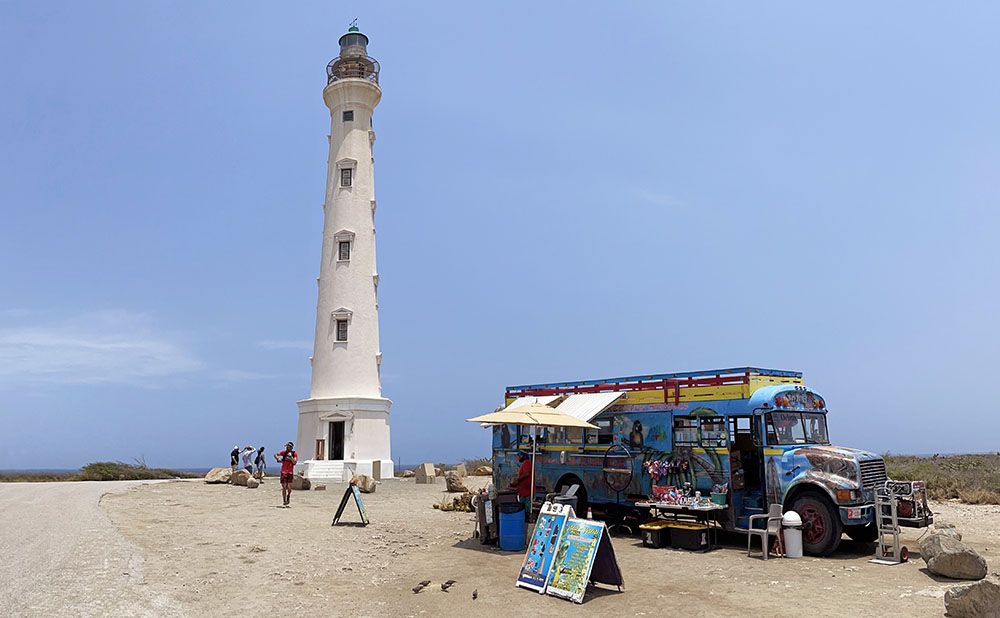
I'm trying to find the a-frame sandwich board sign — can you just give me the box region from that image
[515,501,572,592]
[545,517,623,603]
[332,484,370,526]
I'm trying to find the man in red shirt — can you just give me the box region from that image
[510,452,533,513]
[273,442,298,507]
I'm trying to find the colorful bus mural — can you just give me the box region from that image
[491,367,929,556]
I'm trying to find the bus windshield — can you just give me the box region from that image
[766,412,829,445]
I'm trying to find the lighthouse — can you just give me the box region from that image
[295,24,392,481]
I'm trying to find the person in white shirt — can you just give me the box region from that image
[241,446,255,472]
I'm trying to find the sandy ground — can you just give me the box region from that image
[94,477,1000,617]
[0,480,184,617]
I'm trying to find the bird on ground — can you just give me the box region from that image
[412,580,431,594]
[472,589,478,600]
[440,579,456,592]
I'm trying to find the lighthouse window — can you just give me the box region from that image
[340,168,352,187]
[335,319,349,342]
[338,241,351,261]
[342,110,354,122]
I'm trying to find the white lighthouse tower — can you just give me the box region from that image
[296,24,392,481]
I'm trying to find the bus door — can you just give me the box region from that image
[729,415,766,513]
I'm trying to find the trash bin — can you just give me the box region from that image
[782,510,803,558]
[498,503,526,551]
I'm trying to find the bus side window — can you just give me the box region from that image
[673,416,699,446]
[588,419,613,445]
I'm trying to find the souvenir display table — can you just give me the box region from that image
[634,501,727,550]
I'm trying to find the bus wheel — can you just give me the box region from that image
[791,491,842,556]
[556,476,588,518]
[845,522,878,543]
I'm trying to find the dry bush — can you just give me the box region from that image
[885,453,1000,504]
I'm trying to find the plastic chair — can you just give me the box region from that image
[746,504,784,560]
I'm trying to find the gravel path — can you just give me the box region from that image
[0,480,184,617]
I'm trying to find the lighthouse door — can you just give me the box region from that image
[329,422,345,460]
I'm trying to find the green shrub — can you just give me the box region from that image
[75,461,196,481]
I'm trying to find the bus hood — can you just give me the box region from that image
[786,444,882,462]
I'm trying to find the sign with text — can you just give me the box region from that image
[545,518,623,604]
[516,502,571,592]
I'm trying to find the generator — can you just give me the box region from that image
[870,479,932,565]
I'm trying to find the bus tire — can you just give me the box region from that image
[790,491,842,556]
[845,522,879,543]
[555,476,588,518]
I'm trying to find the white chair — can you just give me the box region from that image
[746,504,784,560]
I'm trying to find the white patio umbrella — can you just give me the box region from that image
[467,403,597,519]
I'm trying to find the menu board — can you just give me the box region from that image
[545,518,605,603]
[516,502,571,592]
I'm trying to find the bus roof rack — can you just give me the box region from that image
[506,367,802,398]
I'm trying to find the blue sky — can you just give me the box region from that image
[1,2,998,469]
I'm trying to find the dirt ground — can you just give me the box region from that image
[102,478,1000,617]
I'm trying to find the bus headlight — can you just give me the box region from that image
[835,489,860,502]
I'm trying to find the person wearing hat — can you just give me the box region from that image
[274,442,298,507]
[509,452,533,513]
[230,446,240,473]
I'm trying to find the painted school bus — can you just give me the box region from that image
[492,367,927,556]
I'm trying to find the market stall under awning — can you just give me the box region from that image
[467,404,597,519]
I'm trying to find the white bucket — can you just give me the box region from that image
[782,510,804,558]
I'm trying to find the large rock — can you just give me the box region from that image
[454,464,468,478]
[246,476,260,489]
[473,465,493,476]
[415,463,436,484]
[231,469,251,486]
[945,576,1000,618]
[920,533,988,580]
[291,474,311,491]
[400,470,415,478]
[204,467,232,484]
[444,471,469,493]
[937,522,964,541]
[435,467,444,477]
[351,474,377,494]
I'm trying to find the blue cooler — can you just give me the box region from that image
[498,504,525,551]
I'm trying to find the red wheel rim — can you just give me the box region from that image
[799,504,826,545]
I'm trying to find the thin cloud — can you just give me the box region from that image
[257,339,313,351]
[0,310,203,387]
[634,189,683,208]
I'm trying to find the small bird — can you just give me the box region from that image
[440,579,456,592]
[472,589,478,600]
[412,580,431,594]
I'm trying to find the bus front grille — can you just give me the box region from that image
[859,459,888,489]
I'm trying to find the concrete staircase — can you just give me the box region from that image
[299,460,347,482]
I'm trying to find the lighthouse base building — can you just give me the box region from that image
[296,397,393,481]
[295,25,393,482]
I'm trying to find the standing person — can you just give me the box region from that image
[241,446,255,473]
[509,452,533,514]
[274,442,298,507]
[230,446,240,473]
[254,446,266,482]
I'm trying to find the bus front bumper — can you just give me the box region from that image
[839,504,874,526]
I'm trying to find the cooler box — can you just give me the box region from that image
[639,520,672,548]
[665,521,710,551]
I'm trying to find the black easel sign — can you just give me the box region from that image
[332,484,370,526]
